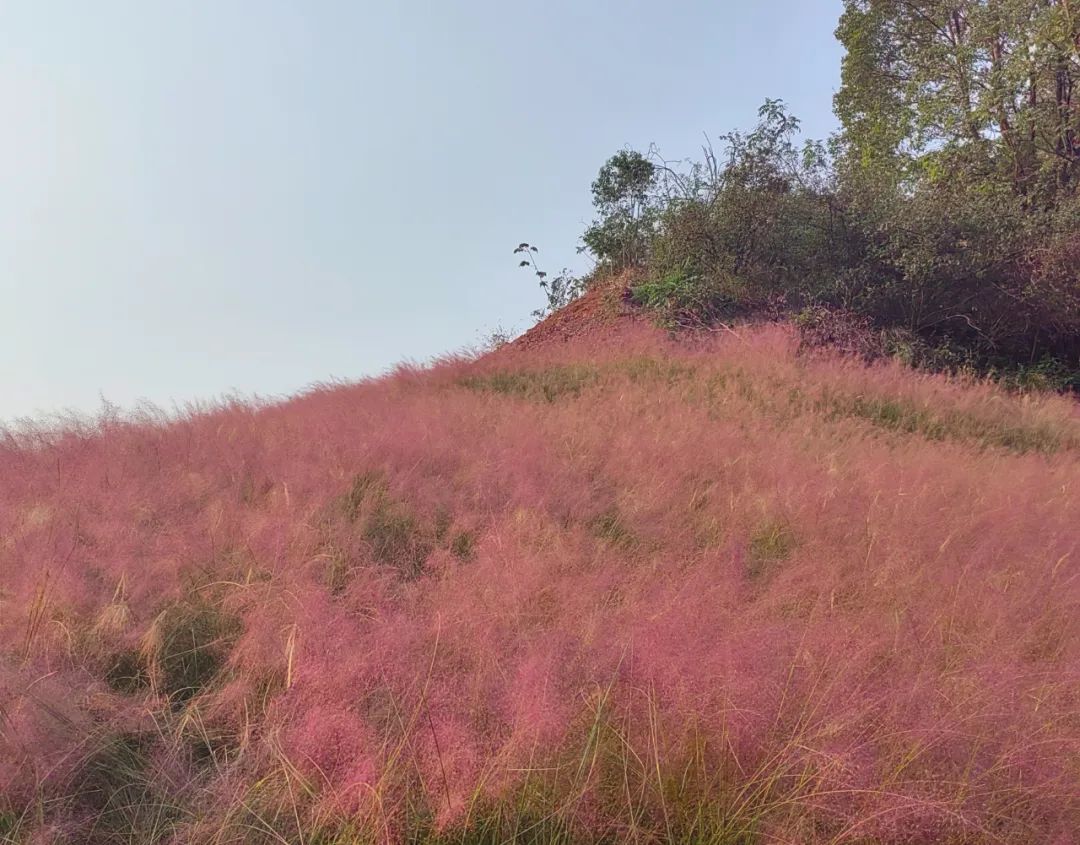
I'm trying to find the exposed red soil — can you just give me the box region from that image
[510,273,646,351]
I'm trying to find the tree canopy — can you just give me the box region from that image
[835,0,1080,199]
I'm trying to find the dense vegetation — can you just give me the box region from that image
[4,5,1079,844]
[554,0,1080,389]
[4,323,1080,843]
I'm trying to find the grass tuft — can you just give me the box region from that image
[588,507,638,550]
[747,519,797,580]
[144,597,239,705]
[450,530,478,561]
[333,471,435,581]
[104,647,151,695]
[68,730,186,845]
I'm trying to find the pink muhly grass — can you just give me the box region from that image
[0,322,1078,842]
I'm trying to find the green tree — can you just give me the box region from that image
[582,150,659,268]
[835,0,1080,199]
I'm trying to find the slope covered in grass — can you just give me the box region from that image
[2,320,1079,844]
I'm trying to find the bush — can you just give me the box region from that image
[576,101,1080,389]
[644,102,854,310]
[630,270,726,327]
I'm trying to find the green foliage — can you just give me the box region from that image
[583,149,660,268]
[544,3,1080,387]
[574,87,1079,385]
[998,356,1080,393]
[835,0,1080,200]
[632,270,701,316]
[644,101,853,317]
[833,0,914,178]
[591,149,657,209]
[631,270,740,328]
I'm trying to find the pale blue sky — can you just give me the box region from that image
[1,2,843,421]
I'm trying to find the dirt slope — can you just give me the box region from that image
[510,273,645,352]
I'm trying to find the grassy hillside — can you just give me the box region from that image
[2,314,1079,844]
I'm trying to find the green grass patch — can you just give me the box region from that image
[0,807,22,843]
[450,529,478,561]
[588,507,638,550]
[340,470,387,523]
[819,391,1066,454]
[616,356,696,385]
[323,547,352,595]
[363,494,431,581]
[459,358,696,405]
[335,472,435,581]
[104,647,150,695]
[69,731,186,845]
[747,520,797,580]
[690,364,1075,456]
[458,365,601,403]
[149,598,240,705]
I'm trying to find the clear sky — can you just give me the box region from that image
[1,1,843,422]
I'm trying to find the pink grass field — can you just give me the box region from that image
[2,322,1079,844]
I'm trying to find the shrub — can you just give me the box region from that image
[574,100,1080,388]
[630,270,735,328]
